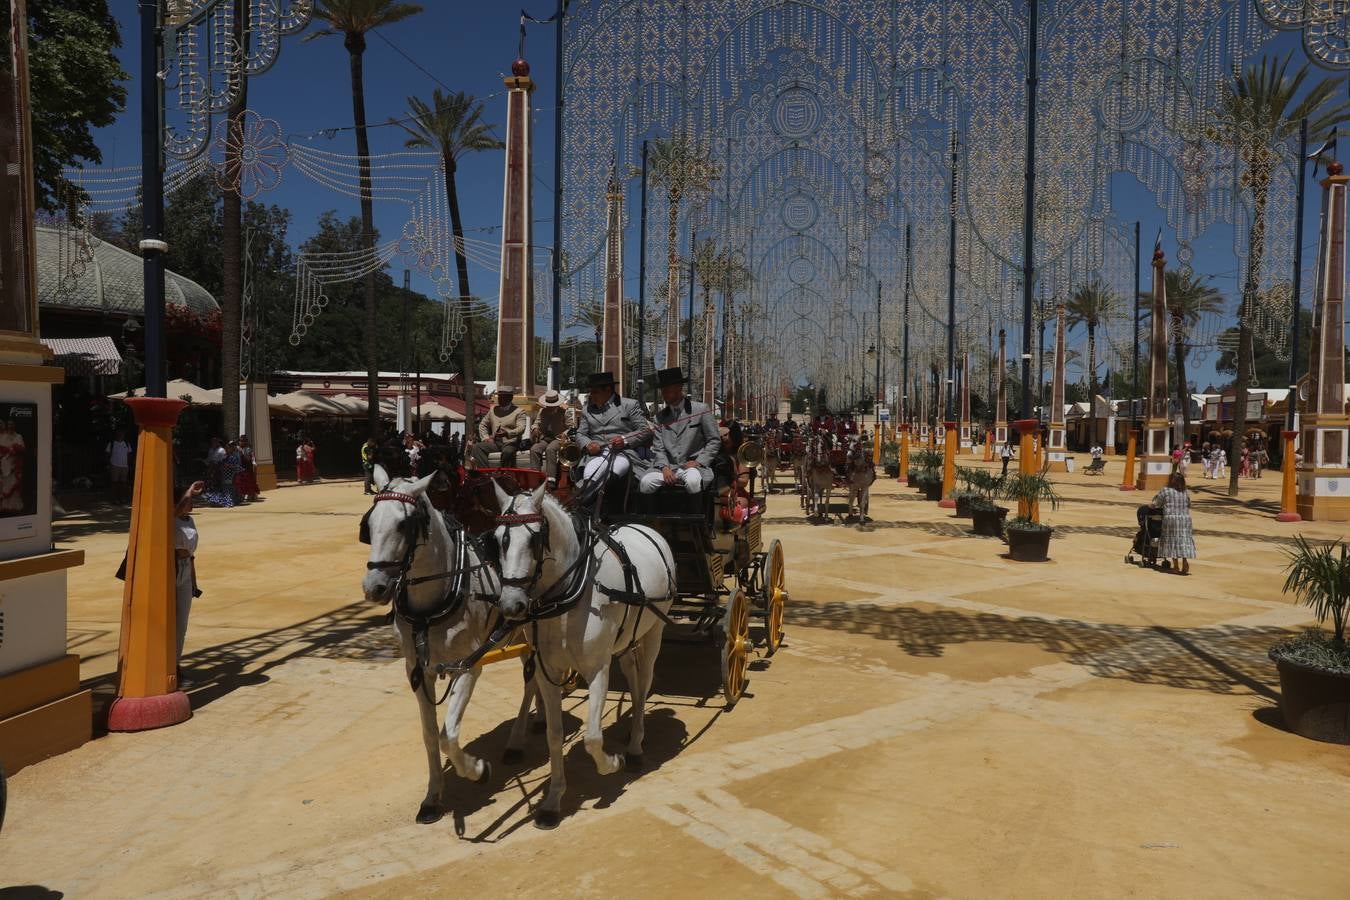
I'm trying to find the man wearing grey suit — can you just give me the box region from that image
[576,371,652,489]
[639,367,721,494]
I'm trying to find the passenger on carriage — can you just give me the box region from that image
[529,388,568,488]
[576,371,652,489]
[639,367,720,495]
[715,421,759,526]
[470,385,528,468]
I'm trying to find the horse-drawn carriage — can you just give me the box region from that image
[610,484,786,707]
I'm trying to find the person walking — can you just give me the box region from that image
[999,440,1014,477]
[106,428,133,504]
[1151,471,1196,575]
[175,479,205,685]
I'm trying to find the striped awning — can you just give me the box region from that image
[41,336,122,376]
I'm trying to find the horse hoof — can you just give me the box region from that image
[502,747,525,765]
[475,761,492,785]
[625,753,644,772]
[416,801,442,825]
[533,808,560,830]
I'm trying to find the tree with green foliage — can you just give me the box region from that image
[1065,279,1119,455]
[307,0,425,435]
[26,0,127,210]
[393,88,502,437]
[1208,53,1348,497]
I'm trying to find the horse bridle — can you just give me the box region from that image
[495,496,551,592]
[361,491,427,572]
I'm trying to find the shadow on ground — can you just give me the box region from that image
[788,599,1285,699]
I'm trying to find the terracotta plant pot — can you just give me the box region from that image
[1269,652,1350,745]
[971,505,1007,537]
[1005,525,1052,561]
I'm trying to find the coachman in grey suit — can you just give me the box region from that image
[639,367,721,494]
[576,371,652,488]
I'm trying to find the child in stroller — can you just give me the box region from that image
[1125,504,1164,568]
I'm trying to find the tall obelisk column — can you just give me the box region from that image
[601,170,625,393]
[494,57,536,407]
[959,352,973,453]
[995,329,1008,445]
[1296,159,1350,520]
[1136,243,1172,490]
[1046,303,1068,472]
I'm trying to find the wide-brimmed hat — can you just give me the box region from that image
[537,389,564,407]
[587,372,616,389]
[653,367,689,389]
[495,384,517,395]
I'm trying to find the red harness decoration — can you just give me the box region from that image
[374,491,419,505]
[496,512,545,526]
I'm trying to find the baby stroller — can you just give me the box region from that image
[1125,504,1163,568]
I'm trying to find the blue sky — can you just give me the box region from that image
[90,4,1338,391]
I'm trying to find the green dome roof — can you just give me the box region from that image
[36,225,220,318]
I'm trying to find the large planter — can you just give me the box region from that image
[971,505,1007,537]
[954,495,972,517]
[1006,525,1053,561]
[1269,652,1350,744]
[884,463,900,478]
[922,480,943,501]
[906,469,917,485]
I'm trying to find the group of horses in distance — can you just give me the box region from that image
[765,425,876,525]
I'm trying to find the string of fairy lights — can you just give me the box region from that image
[44,1,1350,410]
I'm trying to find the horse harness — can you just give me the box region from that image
[360,489,490,704]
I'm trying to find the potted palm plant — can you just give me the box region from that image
[967,469,1007,537]
[1269,536,1350,744]
[913,449,943,500]
[882,440,900,478]
[1000,471,1061,561]
[952,467,979,517]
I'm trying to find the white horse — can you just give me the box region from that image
[491,482,675,829]
[362,465,536,824]
[804,434,835,521]
[845,439,877,523]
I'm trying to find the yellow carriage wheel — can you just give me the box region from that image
[764,539,787,656]
[721,588,750,708]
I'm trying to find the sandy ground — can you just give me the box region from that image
[2,457,1349,899]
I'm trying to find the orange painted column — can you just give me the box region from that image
[1119,428,1138,491]
[108,397,191,732]
[1014,418,1039,523]
[1277,430,1302,523]
[939,421,958,508]
[898,424,910,483]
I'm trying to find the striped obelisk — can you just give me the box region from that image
[494,56,536,406]
[601,171,625,393]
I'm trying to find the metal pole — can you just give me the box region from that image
[635,139,649,401]
[902,222,911,423]
[686,230,695,376]
[1287,118,1309,431]
[139,0,166,398]
[1037,285,1045,423]
[1131,220,1141,431]
[946,130,958,421]
[1020,0,1039,417]
[876,280,882,434]
[548,0,566,391]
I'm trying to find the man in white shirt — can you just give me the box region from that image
[107,428,133,503]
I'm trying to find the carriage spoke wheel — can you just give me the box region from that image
[762,539,787,656]
[720,588,750,708]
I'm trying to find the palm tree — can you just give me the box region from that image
[648,137,719,368]
[1209,54,1348,497]
[307,0,424,437]
[1163,269,1224,441]
[393,89,502,437]
[1066,279,1119,453]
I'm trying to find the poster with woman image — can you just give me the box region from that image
[0,402,37,531]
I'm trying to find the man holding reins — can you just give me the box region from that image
[576,371,652,491]
[639,367,721,495]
